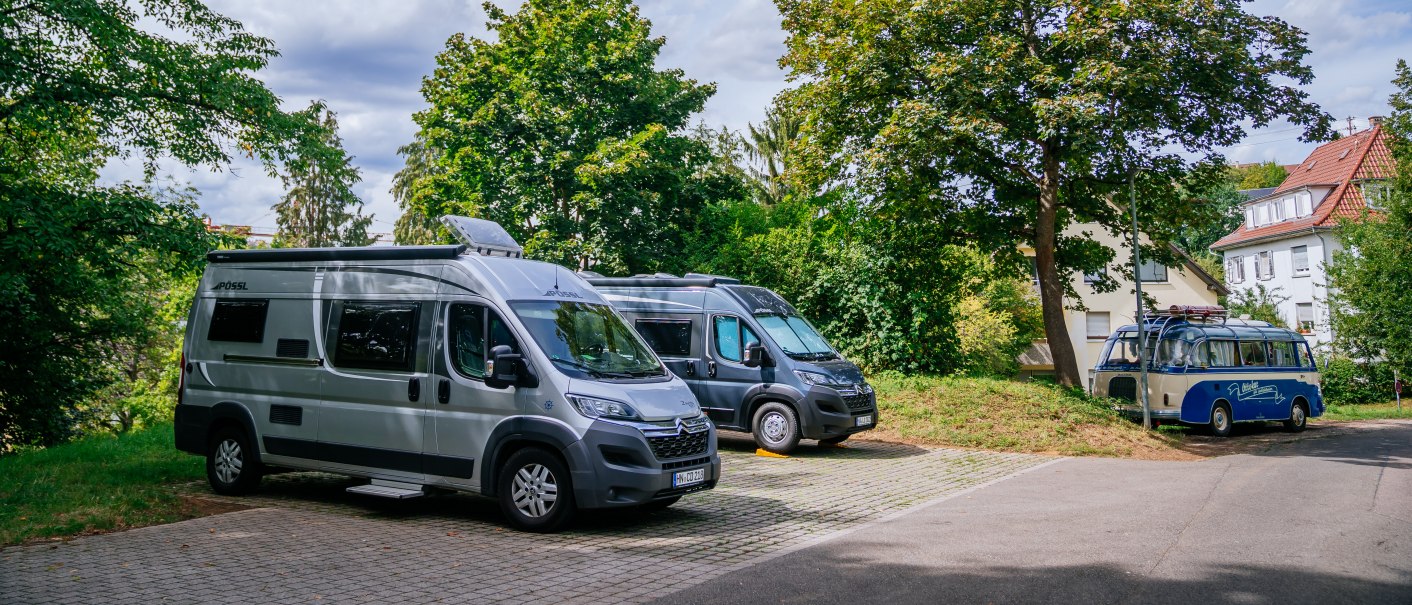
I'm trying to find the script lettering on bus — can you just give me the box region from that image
[1227,381,1286,407]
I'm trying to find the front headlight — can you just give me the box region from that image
[566,394,642,421]
[794,370,833,387]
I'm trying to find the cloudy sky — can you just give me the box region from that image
[102,0,1412,235]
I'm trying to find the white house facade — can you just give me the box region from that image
[1211,124,1393,352]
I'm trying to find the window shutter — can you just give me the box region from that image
[1086,312,1110,339]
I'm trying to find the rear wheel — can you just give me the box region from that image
[752,402,801,454]
[498,447,576,533]
[1284,401,1308,432]
[1209,403,1233,438]
[206,426,262,495]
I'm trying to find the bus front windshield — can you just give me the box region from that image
[511,301,667,379]
[755,313,837,361]
[1101,331,1160,367]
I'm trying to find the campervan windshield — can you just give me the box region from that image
[512,301,667,379]
[755,313,837,361]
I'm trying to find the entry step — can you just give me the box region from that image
[346,479,425,499]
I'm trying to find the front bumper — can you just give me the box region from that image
[565,418,720,509]
[801,385,879,440]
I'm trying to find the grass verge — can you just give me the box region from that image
[1322,402,1412,421]
[864,373,1194,460]
[0,423,206,546]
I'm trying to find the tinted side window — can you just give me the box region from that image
[1238,341,1267,367]
[449,304,487,378]
[207,300,269,343]
[334,302,420,371]
[713,316,759,363]
[636,319,692,357]
[449,303,520,380]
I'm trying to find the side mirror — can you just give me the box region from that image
[485,344,538,389]
[743,342,766,368]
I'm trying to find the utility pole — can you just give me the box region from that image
[1131,171,1151,430]
[1345,116,1356,136]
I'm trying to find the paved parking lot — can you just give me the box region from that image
[0,436,1050,604]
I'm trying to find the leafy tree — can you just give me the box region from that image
[273,102,374,248]
[1173,178,1247,260]
[1327,59,1412,379]
[414,0,729,273]
[1230,161,1289,190]
[0,0,311,448]
[391,133,445,245]
[1227,283,1290,329]
[777,0,1330,387]
[742,106,803,205]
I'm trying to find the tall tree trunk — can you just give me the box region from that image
[1035,150,1082,387]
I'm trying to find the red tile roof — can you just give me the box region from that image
[1211,126,1392,250]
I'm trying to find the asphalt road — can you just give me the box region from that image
[660,421,1412,605]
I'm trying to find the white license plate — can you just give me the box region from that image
[672,468,705,488]
[855,415,873,427]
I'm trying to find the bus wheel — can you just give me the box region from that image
[498,447,576,533]
[1209,403,1233,437]
[1283,401,1308,433]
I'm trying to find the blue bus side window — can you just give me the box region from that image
[1238,341,1267,367]
[1207,340,1238,367]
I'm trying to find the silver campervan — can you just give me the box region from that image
[174,217,718,532]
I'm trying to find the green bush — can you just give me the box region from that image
[1318,356,1396,405]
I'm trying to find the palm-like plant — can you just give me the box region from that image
[742,107,801,205]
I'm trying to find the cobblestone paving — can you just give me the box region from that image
[1,436,1051,604]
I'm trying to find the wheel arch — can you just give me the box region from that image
[208,401,261,465]
[480,416,582,497]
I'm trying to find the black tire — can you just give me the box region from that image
[498,447,576,533]
[206,426,262,496]
[819,434,851,446]
[752,402,801,454]
[639,496,682,512]
[1209,402,1233,438]
[1284,400,1309,432]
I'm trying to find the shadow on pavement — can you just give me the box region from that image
[659,554,1412,605]
[715,433,931,460]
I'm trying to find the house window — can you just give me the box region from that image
[1296,303,1314,334]
[1227,256,1245,284]
[1296,191,1313,217]
[1292,246,1309,275]
[1138,260,1167,283]
[1245,207,1255,228]
[1363,182,1392,211]
[1255,251,1274,280]
[1086,312,1110,340]
[1083,267,1106,285]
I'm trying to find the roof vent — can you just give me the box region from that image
[439,216,523,258]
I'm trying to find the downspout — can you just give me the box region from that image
[1313,228,1332,358]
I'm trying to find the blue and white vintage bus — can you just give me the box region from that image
[1091,306,1324,436]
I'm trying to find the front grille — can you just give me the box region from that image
[1108,376,1138,402]
[647,431,709,460]
[842,392,873,411]
[662,456,712,471]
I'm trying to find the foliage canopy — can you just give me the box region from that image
[776,0,1330,386]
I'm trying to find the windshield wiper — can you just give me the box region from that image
[551,357,608,378]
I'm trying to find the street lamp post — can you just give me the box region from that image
[1130,172,1152,430]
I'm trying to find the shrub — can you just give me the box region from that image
[1318,356,1396,405]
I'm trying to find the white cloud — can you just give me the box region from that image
[98,0,1412,230]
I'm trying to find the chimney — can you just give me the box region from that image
[1369,116,1385,128]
